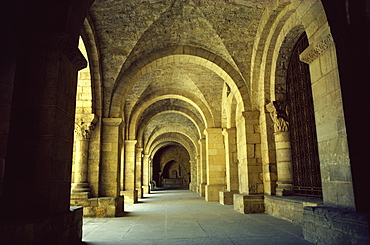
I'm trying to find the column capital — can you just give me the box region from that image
[242,111,260,119]
[74,113,98,140]
[125,140,137,146]
[203,127,222,136]
[102,117,122,126]
[135,147,143,152]
[222,127,236,135]
[266,101,289,132]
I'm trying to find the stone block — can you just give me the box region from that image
[205,184,225,202]
[233,194,264,214]
[121,190,138,204]
[219,191,238,205]
[136,187,143,199]
[142,185,150,194]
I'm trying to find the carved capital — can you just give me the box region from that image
[242,111,260,120]
[300,32,335,64]
[74,114,98,140]
[266,101,289,132]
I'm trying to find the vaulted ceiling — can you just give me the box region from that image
[85,0,270,157]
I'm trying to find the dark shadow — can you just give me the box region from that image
[152,187,189,191]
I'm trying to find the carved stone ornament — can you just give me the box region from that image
[74,114,98,140]
[299,33,335,64]
[266,101,289,132]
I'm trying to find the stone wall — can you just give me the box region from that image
[303,206,370,245]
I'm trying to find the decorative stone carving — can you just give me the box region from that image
[266,101,289,132]
[299,33,335,64]
[74,114,98,140]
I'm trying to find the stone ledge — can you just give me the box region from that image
[72,197,124,217]
[302,206,370,244]
[264,195,323,224]
[234,194,264,214]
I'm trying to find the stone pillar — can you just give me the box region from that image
[198,138,207,197]
[233,111,264,214]
[71,114,97,197]
[266,101,293,196]
[204,128,226,201]
[189,159,197,191]
[135,147,143,199]
[122,140,138,204]
[100,118,122,197]
[195,154,201,193]
[142,154,150,194]
[243,111,263,194]
[220,128,239,205]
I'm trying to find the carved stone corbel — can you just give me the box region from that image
[266,101,289,132]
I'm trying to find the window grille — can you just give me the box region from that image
[286,33,322,197]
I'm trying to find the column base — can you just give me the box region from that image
[82,197,124,217]
[219,191,238,205]
[71,182,91,194]
[136,187,143,199]
[199,183,206,197]
[276,181,293,196]
[189,182,197,192]
[142,185,150,195]
[303,206,370,244]
[233,194,265,214]
[70,191,90,203]
[121,190,138,204]
[205,184,225,202]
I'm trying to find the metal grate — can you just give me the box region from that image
[286,33,322,198]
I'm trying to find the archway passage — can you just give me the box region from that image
[152,145,190,190]
[286,33,322,197]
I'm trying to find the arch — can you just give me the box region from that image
[136,110,203,148]
[127,90,213,139]
[147,133,197,160]
[109,46,250,118]
[80,16,103,117]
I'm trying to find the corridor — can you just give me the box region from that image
[83,190,313,245]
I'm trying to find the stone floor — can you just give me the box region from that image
[82,189,313,245]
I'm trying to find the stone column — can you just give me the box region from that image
[233,111,264,214]
[71,114,97,196]
[220,128,239,205]
[135,147,143,198]
[142,154,150,194]
[122,140,138,204]
[195,154,201,193]
[198,138,207,197]
[100,118,122,197]
[266,101,293,196]
[204,128,226,201]
[189,159,197,191]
